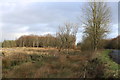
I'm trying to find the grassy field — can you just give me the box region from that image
[1,48,119,78]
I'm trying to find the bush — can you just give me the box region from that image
[85,58,105,78]
[2,58,11,69]
[3,52,31,69]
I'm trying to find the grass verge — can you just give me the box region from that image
[99,49,120,78]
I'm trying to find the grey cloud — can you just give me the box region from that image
[0,2,118,42]
[2,2,81,25]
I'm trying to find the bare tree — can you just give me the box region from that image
[81,2,111,51]
[56,22,78,52]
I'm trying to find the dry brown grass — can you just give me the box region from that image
[2,48,105,78]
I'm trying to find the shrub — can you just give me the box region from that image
[85,58,105,78]
[2,58,11,69]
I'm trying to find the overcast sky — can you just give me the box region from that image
[0,1,119,43]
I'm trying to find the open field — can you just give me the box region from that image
[1,47,119,78]
[1,48,97,78]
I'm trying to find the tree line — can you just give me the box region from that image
[104,36,120,49]
[77,35,120,51]
[2,23,78,51]
[2,34,75,48]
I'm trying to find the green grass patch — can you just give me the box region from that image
[99,49,120,78]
